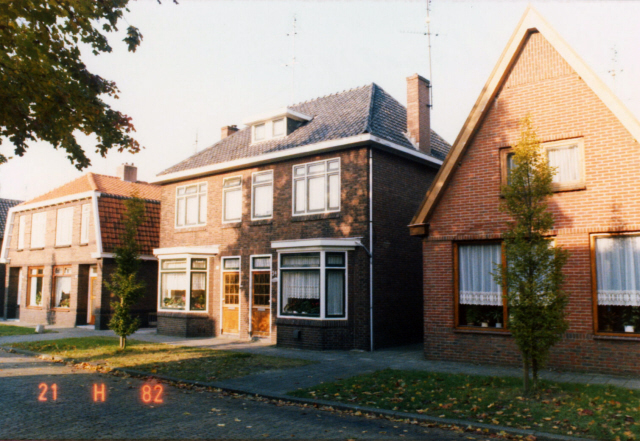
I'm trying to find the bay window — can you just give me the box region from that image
[52,266,72,309]
[223,177,242,223]
[293,158,340,215]
[176,183,207,227]
[159,257,208,311]
[279,251,346,319]
[252,171,273,220]
[594,234,640,334]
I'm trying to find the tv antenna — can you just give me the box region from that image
[608,45,623,95]
[194,130,198,154]
[285,15,298,104]
[401,0,436,107]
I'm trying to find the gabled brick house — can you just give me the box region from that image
[0,166,161,329]
[0,198,23,318]
[151,76,450,350]
[410,8,640,375]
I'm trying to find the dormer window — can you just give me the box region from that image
[245,107,312,144]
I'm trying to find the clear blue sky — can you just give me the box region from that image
[1,0,639,201]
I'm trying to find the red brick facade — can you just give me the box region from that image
[421,31,640,375]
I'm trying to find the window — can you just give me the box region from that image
[252,118,289,143]
[455,243,506,329]
[52,266,72,309]
[593,235,640,335]
[272,118,285,137]
[279,251,346,319]
[159,257,208,311]
[251,171,273,220]
[499,148,515,187]
[80,204,91,244]
[31,212,47,249]
[292,158,340,215]
[27,267,44,307]
[17,215,26,250]
[223,257,240,306]
[223,177,242,223]
[176,183,207,227]
[55,207,74,246]
[254,123,266,141]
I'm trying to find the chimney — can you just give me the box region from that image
[117,163,137,182]
[221,125,239,139]
[406,74,431,155]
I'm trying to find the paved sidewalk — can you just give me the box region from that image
[3,321,639,397]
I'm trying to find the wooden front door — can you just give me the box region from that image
[222,272,240,334]
[251,272,271,337]
[88,266,98,325]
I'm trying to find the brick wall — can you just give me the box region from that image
[423,31,640,375]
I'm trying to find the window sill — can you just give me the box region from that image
[29,247,45,251]
[51,308,70,312]
[222,222,242,229]
[26,306,43,310]
[454,327,510,336]
[79,243,89,247]
[174,226,207,233]
[54,245,72,249]
[249,219,273,226]
[276,317,348,327]
[157,310,209,318]
[552,183,586,193]
[594,333,640,342]
[291,212,340,222]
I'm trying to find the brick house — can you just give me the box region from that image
[0,198,23,318]
[0,165,161,329]
[410,8,640,375]
[151,76,450,350]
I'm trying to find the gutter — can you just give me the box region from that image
[368,148,374,352]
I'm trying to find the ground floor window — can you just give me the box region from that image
[279,251,346,319]
[159,257,208,311]
[52,266,72,309]
[455,242,506,329]
[595,235,640,334]
[27,267,44,307]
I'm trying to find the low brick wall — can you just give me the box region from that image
[157,312,214,338]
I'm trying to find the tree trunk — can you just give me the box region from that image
[532,357,539,391]
[523,358,531,395]
[120,336,126,350]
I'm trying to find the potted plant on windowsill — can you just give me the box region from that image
[491,309,503,328]
[466,307,480,327]
[623,307,639,333]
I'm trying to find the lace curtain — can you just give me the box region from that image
[459,243,502,306]
[548,145,580,183]
[326,270,344,316]
[282,270,320,301]
[596,236,640,306]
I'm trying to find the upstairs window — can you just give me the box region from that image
[80,204,91,244]
[252,171,273,220]
[176,182,207,227]
[17,215,26,250]
[223,177,242,223]
[293,158,341,215]
[546,139,584,190]
[55,207,74,246]
[30,212,47,249]
[254,123,266,141]
[251,118,289,143]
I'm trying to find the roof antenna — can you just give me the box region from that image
[285,15,298,105]
[194,130,198,154]
[608,45,623,96]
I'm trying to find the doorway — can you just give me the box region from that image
[87,266,98,325]
[221,257,240,334]
[250,255,272,338]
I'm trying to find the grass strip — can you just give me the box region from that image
[289,368,640,440]
[0,324,54,336]
[11,336,312,381]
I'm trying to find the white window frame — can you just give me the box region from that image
[251,170,274,221]
[30,212,47,249]
[292,158,341,216]
[222,176,243,223]
[277,250,348,320]
[17,215,26,250]
[80,204,91,245]
[175,182,207,228]
[220,256,242,334]
[157,256,209,313]
[251,118,288,144]
[249,254,272,336]
[543,138,586,191]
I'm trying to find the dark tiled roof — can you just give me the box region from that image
[159,84,450,175]
[98,196,160,255]
[0,198,22,239]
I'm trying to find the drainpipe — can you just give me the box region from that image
[369,148,374,352]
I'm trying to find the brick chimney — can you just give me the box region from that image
[221,125,239,139]
[117,163,137,182]
[406,74,431,155]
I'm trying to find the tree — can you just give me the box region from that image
[496,115,569,394]
[105,194,146,350]
[0,0,173,169]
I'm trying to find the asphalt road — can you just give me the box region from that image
[0,350,493,440]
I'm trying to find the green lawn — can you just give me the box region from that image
[0,324,53,336]
[12,337,312,381]
[289,368,640,440]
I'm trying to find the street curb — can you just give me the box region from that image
[1,345,591,441]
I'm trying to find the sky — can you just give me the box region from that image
[1,0,639,201]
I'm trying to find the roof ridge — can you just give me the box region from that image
[290,83,371,108]
[362,83,377,134]
[86,172,98,191]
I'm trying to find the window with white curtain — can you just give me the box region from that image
[223,177,242,223]
[52,266,72,308]
[292,158,340,215]
[595,235,640,334]
[159,257,208,311]
[17,215,26,250]
[279,251,346,319]
[176,183,207,227]
[457,243,505,328]
[80,204,91,244]
[252,171,273,220]
[545,139,584,189]
[55,207,74,246]
[30,212,47,249]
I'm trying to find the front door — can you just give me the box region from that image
[221,258,240,334]
[251,272,271,337]
[87,266,98,325]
